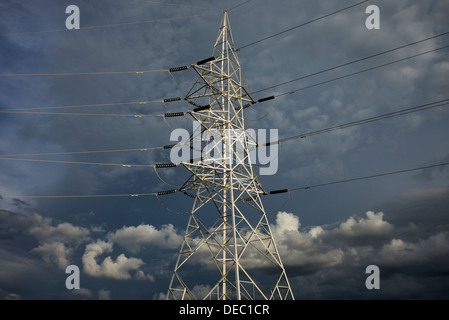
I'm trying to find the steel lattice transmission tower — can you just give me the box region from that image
[167,11,294,300]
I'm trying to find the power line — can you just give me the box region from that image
[0,106,196,118]
[286,161,449,192]
[270,99,449,145]
[0,53,215,78]
[0,69,168,77]
[0,157,165,167]
[228,0,254,11]
[4,98,447,159]
[263,161,449,196]
[248,44,449,105]
[0,192,159,199]
[184,97,449,164]
[4,161,448,200]
[0,147,163,158]
[0,12,219,37]
[274,44,449,98]
[0,97,211,118]
[253,31,449,94]
[0,99,163,112]
[0,189,179,199]
[0,110,166,117]
[236,0,369,51]
[136,0,220,12]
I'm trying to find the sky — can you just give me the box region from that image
[1,0,449,300]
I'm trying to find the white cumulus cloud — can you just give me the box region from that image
[333,211,394,239]
[107,223,182,253]
[380,231,449,269]
[272,211,344,274]
[82,240,150,280]
[31,242,73,270]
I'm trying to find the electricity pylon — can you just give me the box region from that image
[167,11,294,300]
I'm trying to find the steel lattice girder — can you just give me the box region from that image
[167,11,294,301]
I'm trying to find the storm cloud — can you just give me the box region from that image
[1,0,449,299]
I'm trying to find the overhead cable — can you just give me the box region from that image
[227,0,253,11]
[0,147,163,158]
[277,45,449,97]
[0,53,215,78]
[0,157,176,168]
[0,107,205,118]
[236,0,369,51]
[253,31,449,94]
[0,110,166,117]
[0,12,219,37]
[136,0,219,12]
[4,98,446,159]
[0,192,159,199]
[3,162,447,199]
[247,45,449,102]
[267,161,449,194]
[0,99,163,112]
[265,99,449,146]
[0,69,168,77]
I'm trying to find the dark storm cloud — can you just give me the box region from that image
[275,208,449,298]
[1,0,449,299]
[0,208,184,298]
[378,187,449,238]
[275,182,449,299]
[5,1,221,204]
